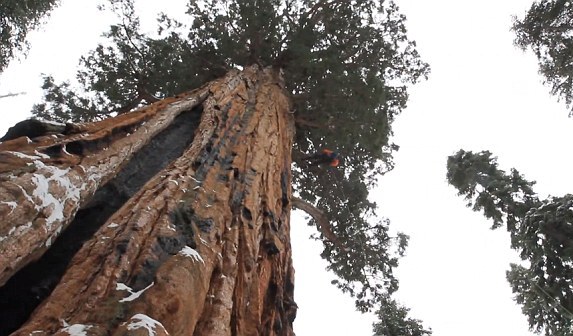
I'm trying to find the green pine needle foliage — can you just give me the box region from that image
[512,0,573,115]
[31,0,431,333]
[447,149,573,336]
[0,0,60,72]
[373,295,432,336]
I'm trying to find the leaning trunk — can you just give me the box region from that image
[1,66,297,335]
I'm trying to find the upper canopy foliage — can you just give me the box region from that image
[513,0,573,115]
[0,0,60,73]
[447,149,573,336]
[373,295,432,336]
[31,0,430,333]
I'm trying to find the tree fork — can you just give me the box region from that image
[0,82,210,287]
[3,65,297,335]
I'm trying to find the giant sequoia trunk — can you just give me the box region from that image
[0,66,297,335]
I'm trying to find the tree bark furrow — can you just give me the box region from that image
[10,66,297,336]
[0,87,210,287]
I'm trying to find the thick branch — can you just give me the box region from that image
[292,196,347,252]
[294,117,325,129]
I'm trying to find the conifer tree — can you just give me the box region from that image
[447,149,573,336]
[21,0,431,333]
[513,0,573,114]
[0,0,60,72]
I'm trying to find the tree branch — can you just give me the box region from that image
[294,117,325,129]
[0,91,26,99]
[292,196,348,252]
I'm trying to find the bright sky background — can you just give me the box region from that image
[1,1,572,335]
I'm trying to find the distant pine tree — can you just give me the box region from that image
[447,149,573,336]
[513,0,573,114]
[0,0,60,72]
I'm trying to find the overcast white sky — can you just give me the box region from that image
[1,1,572,335]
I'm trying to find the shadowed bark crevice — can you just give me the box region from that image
[0,107,202,336]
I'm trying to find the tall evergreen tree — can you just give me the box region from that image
[373,295,432,336]
[447,149,573,336]
[513,0,573,114]
[14,0,432,333]
[0,0,60,73]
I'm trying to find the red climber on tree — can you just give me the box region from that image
[302,149,340,167]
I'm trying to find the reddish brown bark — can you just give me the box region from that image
[0,86,209,287]
[2,66,296,335]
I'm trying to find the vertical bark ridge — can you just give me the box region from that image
[0,86,209,287]
[11,66,296,336]
[0,108,202,336]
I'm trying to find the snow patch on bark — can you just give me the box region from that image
[45,235,53,247]
[5,151,44,161]
[29,161,83,230]
[126,314,168,335]
[116,282,154,302]
[0,201,17,214]
[0,221,32,243]
[179,246,204,264]
[61,324,93,336]
[0,160,102,245]
[34,151,50,159]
